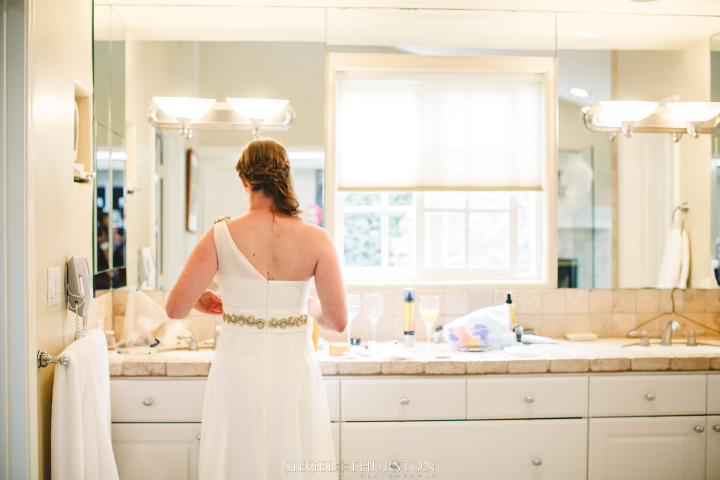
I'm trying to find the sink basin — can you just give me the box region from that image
[623,344,720,354]
[156,349,216,361]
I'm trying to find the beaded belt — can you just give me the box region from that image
[222,313,308,330]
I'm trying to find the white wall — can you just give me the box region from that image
[31,0,93,477]
[616,42,712,288]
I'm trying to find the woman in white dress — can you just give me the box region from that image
[166,137,348,479]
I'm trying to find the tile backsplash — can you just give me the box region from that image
[100,288,720,345]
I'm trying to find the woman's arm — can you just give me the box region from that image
[166,227,221,319]
[312,229,347,333]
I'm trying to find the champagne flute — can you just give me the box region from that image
[346,294,360,345]
[419,295,440,347]
[364,293,384,342]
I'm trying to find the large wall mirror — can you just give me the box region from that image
[92,2,720,291]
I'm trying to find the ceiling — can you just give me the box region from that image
[94,0,720,106]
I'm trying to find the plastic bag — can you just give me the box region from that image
[119,289,171,347]
[443,304,516,351]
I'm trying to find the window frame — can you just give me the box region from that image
[324,53,558,287]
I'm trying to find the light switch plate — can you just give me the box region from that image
[47,267,61,306]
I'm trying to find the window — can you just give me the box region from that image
[325,54,557,285]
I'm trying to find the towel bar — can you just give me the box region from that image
[37,350,69,368]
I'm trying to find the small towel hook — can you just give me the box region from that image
[671,202,689,232]
[37,350,69,368]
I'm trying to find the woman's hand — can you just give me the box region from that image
[194,290,224,315]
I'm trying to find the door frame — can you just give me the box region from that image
[1,0,38,478]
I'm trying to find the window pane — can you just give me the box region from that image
[424,212,465,268]
[344,213,381,266]
[389,192,413,206]
[389,212,414,267]
[468,212,509,268]
[425,191,465,209]
[517,192,537,275]
[343,192,381,206]
[468,192,510,210]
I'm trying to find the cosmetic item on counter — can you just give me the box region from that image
[520,333,558,344]
[505,293,516,329]
[311,318,320,352]
[105,330,116,350]
[329,343,351,356]
[433,325,443,344]
[403,287,416,347]
[350,337,361,346]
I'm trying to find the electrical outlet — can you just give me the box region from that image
[47,268,61,306]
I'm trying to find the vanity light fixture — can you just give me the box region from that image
[583,101,720,142]
[225,98,290,138]
[148,97,295,139]
[152,97,216,139]
[666,102,720,138]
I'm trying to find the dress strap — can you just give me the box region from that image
[214,215,231,224]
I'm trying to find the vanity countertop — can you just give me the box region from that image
[108,338,720,377]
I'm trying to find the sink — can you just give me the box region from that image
[623,343,720,354]
[156,349,216,361]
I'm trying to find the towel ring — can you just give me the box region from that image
[37,350,69,368]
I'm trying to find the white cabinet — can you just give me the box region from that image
[341,419,587,480]
[588,416,707,480]
[112,423,201,480]
[708,415,720,480]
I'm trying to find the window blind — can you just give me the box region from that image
[335,70,546,191]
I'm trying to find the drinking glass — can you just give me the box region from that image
[346,294,360,344]
[364,293,384,342]
[419,295,440,346]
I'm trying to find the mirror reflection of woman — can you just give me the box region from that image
[166,137,347,479]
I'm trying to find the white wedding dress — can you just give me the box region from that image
[198,219,336,479]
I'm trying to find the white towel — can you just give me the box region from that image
[51,329,119,480]
[657,228,690,289]
[366,340,414,360]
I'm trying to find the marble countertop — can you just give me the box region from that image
[108,338,720,377]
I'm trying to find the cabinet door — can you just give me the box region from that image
[112,423,201,480]
[708,415,720,480]
[588,416,706,480]
[341,419,586,480]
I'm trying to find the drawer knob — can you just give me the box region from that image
[532,458,542,466]
[142,398,154,407]
[399,397,410,405]
[197,434,202,441]
[524,395,535,404]
[713,425,720,433]
[644,393,656,401]
[694,425,705,433]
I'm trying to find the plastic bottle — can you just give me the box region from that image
[403,287,416,347]
[505,293,516,329]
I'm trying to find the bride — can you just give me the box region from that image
[166,137,347,479]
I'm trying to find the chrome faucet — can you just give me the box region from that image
[179,334,198,351]
[661,320,680,346]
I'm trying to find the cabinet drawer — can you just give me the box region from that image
[341,378,465,421]
[467,376,587,419]
[324,378,340,422]
[589,375,706,417]
[111,379,207,422]
[708,374,720,415]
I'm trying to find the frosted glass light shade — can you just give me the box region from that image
[225,98,289,120]
[599,101,658,121]
[666,102,720,123]
[152,97,216,120]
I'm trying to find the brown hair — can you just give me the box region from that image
[235,137,301,218]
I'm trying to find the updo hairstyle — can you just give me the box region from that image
[235,137,301,218]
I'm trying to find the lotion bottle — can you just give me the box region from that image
[403,287,416,347]
[505,293,516,329]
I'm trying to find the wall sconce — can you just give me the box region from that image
[148,97,295,139]
[152,97,216,139]
[584,101,720,142]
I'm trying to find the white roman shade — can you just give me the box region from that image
[329,55,555,192]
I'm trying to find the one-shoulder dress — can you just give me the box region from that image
[198,219,336,479]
